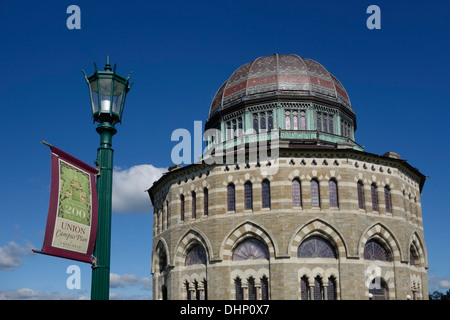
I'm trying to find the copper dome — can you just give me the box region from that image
[209,54,352,119]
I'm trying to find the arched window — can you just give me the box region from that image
[292,178,302,207]
[244,181,253,210]
[314,276,323,300]
[262,179,271,209]
[180,194,185,221]
[297,236,337,258]
[235,277,243,300]
[232,239,269,261]
[191,191,196,219]
[285,112,291,130]
[203,188,208,217]
[384,186,392,213]
[369,277,389,300]
[248,277,256,300]
[357,181,365,209]
[311,179,320,207]
[410,246,419,266]
[364,239,390,262]
[227,183,235,212]
[185,244,207,266]
[327,276,337,300]
[300,276,310,300]
[329,179,339,207]
[261,276,269,300]
[371,183,378,211]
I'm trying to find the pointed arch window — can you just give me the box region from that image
[203,188,208,216]
[297,236,337,258]
[261,276,269,300]
[180,194,185,222]
[314,276,323,300]
[364,239,390,262]
[235,277,243,300]
[191,191,196,219]
[244,181,253,210]
[262,179,271,209]
[329,179,339,207]
[357,181,365,209]
[248,277,256,300]
[327,276,337,300]
[185,244,207,266]
[384,186,392,213]
[227,183,235,212]
[300,276,310,300]
[232,239,269,261]
[311,179,320,207]
[292,178,302,207]
[371,183,379,211]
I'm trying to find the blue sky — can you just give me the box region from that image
[0,0,449,299]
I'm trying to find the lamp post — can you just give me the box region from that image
[82,57,132,300]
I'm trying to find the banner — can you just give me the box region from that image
[39,145,98,263]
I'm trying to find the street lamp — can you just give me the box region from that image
[82,57,132,300]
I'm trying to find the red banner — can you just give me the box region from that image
[39,146,98,263]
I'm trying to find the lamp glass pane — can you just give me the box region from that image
[89,81,99,114]
[112,81,125,115]
[99,78,112,113]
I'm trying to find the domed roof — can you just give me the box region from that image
[209,54,352,119]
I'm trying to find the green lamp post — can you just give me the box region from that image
[82,57,132,300]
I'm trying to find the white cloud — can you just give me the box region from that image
[0,288,88,300]
[110,273,152,291]
[112,164,166,214]
[0,241,34,271]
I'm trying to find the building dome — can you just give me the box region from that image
[209,54,352,120]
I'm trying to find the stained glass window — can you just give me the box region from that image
[357,181,365,209]
[268,112,273,132]
[292,179,302,207]
[203,188,208,216]
[311,179,320,207]
[329,179,339,207]
[300,115,306,130]
[285,115,291,130]
[185,244,207,266]
[227,183,235,211]
[364,239,390,261]
[180,194,185,221]
[371,183,378,211]
[235,277,243,300]
[191,191,196,219]
[384,186,392,213]
[262,179,270,208]
[244,181,253,210]
[297,236,336,258]
[260,114,266,131]
[327,277,337,300]
[293,111,298,130]
[232,239,269,261]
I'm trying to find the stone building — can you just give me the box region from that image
[148,54,428,300]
